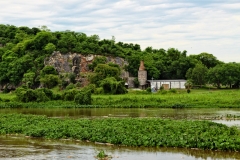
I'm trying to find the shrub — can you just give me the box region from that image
[53,93,62,100]
[74,90,92,105]
[66,83,75,90]
[36,88,53,99]
[83,84,96,93]
[35,90,49,102]
[146,87,151,93]
[160,86,164,91]
[99,77,127,94]
[62,89,79,101]
[94,87,104,94]
[40,74,60,89]
[21,89,37,102]
[75,82,81,88]
[159,90,168,95]
[169,89,177,93]
[68,73,76,83]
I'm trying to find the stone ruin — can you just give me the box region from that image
[138,61,147,89]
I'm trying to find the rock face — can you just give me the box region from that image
[44,52,142,88]
[44,51,129,76]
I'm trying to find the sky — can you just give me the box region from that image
[1,0,240,62]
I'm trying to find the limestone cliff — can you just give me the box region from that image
[44,51,128,74]
[44,51,135,87]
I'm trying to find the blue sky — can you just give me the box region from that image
[1,0,240,62]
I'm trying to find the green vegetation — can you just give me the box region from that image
[1,24,240,93]
[1,89,240,108]
[0,113,240,151]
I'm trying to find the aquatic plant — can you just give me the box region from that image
[1,113,240,151]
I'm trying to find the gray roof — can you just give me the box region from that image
[147,79,187,82]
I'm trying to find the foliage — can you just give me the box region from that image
[66,83,75,90]
[88,56,107,71]
[169,89,177,93]
[207,63,240,88]
[0,23,237,91]
[40,66,58,77]
[22,72,35,88]
[74,89,92,105]
[184,80,193,89]
[146,87,151,93]
[40,74,60,89]
[186,63,208,86]
[133,77,139,88]
[62,89,79,101]
[99,77,127,94]
[15,87,55,102]
[1,113,240,151]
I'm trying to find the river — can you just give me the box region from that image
[1,108,240,160]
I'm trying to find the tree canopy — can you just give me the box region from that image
[1,24,239,90]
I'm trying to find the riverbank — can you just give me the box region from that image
[0,113,240,151]
[0,89,240,108]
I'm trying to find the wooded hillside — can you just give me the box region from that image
[0,24,239,90]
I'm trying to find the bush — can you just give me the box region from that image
[146,87,151,93]
[62,89,79,101]
[187,89,191,93]
[83,84,96,93]
[75,82,81,88]
[74,90,92,105]
[66,83,75,90]
[68,73,76,83]
[94,87,104,94]
[169,89,177,93]
[99,77,127,94]
[158,90,167,95]
[40,74,60,89]
[53,93,62,100]
[160,86,164,91]
[36,88,53,99]
[35,90,49,102]
[21,89,37,102]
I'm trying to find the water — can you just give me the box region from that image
[1,108,240,159]
[1,135,240,160]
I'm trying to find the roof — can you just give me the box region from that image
[147,79,187,82]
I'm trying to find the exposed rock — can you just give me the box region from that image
[45,52,128,74]
[44,52,136,88]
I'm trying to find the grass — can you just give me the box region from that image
[1,88,240,108]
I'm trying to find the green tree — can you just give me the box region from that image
[99,77,127,94]
[40,74,60,89]
[22,72,36,88]
[44,43,56,54]
[186,63,208,86]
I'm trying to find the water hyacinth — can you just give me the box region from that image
[0,113,240,151]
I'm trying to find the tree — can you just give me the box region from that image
[44,43,56,54]
[196,52,221,68]
[220,63,240,88]
[207,65,223,88]
[99,77,127,94]
[40,74,60,89]
[40,66,58,77]
[22,72,35,88]
[186,63,208,86]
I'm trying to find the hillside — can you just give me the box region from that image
[0,24,239,91]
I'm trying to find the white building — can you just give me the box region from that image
[148,79,187,90]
